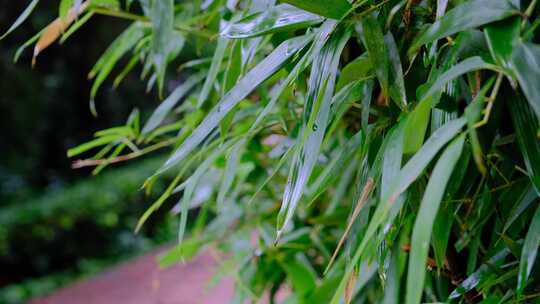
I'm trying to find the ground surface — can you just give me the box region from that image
[29,247,235,304]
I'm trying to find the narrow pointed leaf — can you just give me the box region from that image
[150,0,174,94]
[197,37,228,108]
[406,135,465,304]
[511,42,540,121]
[509,94,540,193]
[420,56,498,103]
[142,73,205,134]
[221,4,323,39]
[484,16,521,69]
[157,34,314,175]
[517,204,540,294]
[331,117,465,304]
[360,15,390,105]
[277,27,349,236]
[281,0,351,20]
[409,0,518,56]
[0,0,39,40]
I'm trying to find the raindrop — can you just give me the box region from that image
[312,124,318,131]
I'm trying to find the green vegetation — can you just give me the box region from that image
[0,158,177,303]
[4,0,540,302]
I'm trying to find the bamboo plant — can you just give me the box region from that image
[3,0,540,302]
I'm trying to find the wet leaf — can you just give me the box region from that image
[517,203,540,294]
[221,4,323,39]
[281,0,351,20]
[409,0,518,56]
[157,34,314,175]
[406,135,465,304]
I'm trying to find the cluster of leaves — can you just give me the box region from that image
[4,0,540,302]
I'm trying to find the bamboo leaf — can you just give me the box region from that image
[89,23,146,111]
[221,4,323,39]
[420,56,499,103]
[406,135,465,304]
[142,73,205,134]
[276,26,349,238]
[484,16,521,70]
[517,203,540,294]
[511,42,540,121]
[150,0,174,94]
[157,34,314,175]
[409,0,518,56]
[331,117,465,304]
[0,0,39,40]
[281,0,351,20]
[360,14,390,105]
[449,249,510,299]
[197,37,228,108]
[509,94,540,194]
[503,184,538,233]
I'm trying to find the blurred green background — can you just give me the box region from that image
[0,1,183,302]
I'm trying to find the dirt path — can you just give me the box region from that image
[30,247,234,304]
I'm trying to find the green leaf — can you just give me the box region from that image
[403,98,431,155]
[150,0,174,95]
[67,135,120,157]
[89,23,146,103]
[406,135,465,304]
[385,33,407,108]
[503,184,538,233]
[59,0,74,19]
[464,77,496,176]
[280,0,352,20]
[142,72,206,134]
[336,53,372,91]
[1,0,40,40]
[449,249,510,299]
[409,0,518,56]
[509,94,540,194]
[157,34,314,175]
[276,25,348,237]
[360,14,390,106]
[511,42,540,121]
[221,4,323,39]
[281,254,317,296]
[331,117,465,304]
[420,56,498,103]
[517,203,540,294]
[484,16,521,70]
[197,37,228,108]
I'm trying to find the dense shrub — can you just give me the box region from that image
[4,0,540,303]
[0,158,177,301]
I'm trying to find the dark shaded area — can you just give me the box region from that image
[0,2,180,302]
[0,0,156,204]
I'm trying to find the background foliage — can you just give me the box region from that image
[4,0,540,303]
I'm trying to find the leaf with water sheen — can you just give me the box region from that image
[509,94,540,194]
[157,34,314,175]
[360,15,389,105]
[331,117,466,304]
[406,135,465,304]
[197,37,228,108]
[517,204,540,294]
[276,27,349,237]
[511,42,540,121]
[221,4,323,39]
[150,0,174,94]
[281,0,351,20]
[409,0,518,56]
[0,0,39,40]
[142,73,206,134]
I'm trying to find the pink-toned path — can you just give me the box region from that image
[30,247,235,304]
